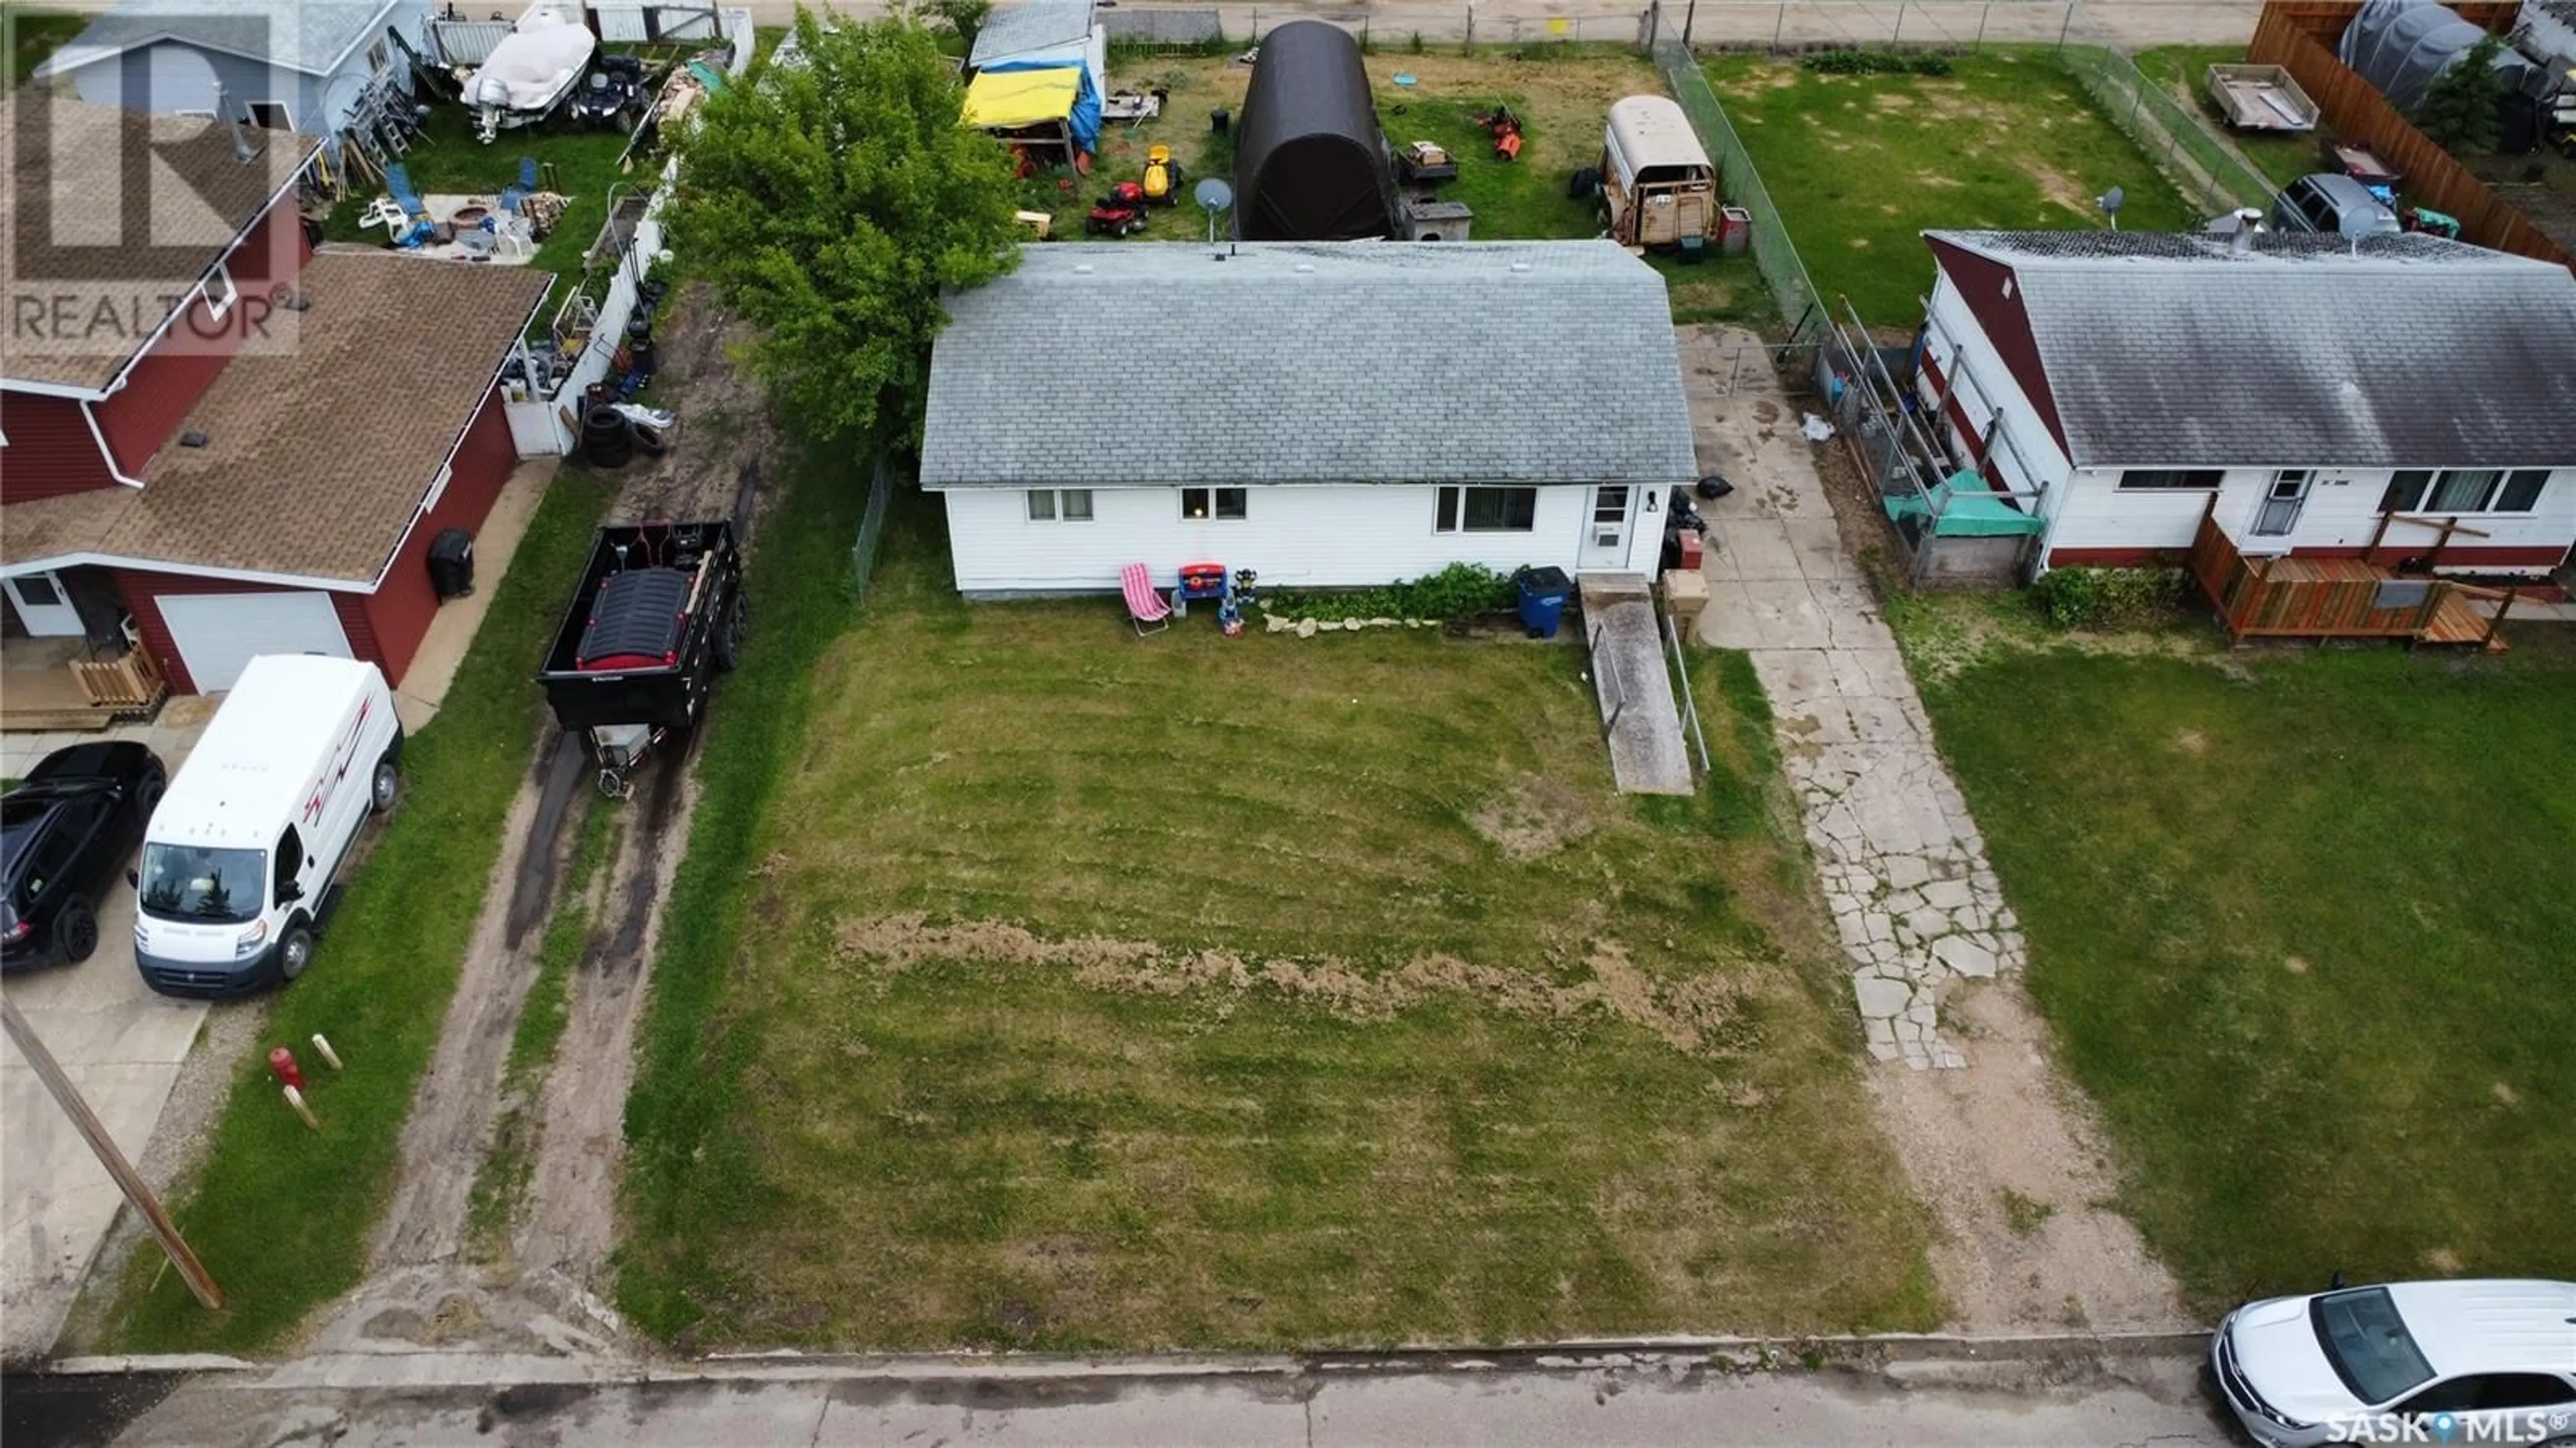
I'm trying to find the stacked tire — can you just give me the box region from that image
[583,406,633,468]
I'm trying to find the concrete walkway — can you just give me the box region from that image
[1678,327,2023,1070]
[1578,573,1695,796]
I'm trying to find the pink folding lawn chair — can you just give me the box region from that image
[1120,562,1171,635]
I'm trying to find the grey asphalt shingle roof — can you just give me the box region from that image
[35,0,399,79]
[968,0,1091,67]
[1929,229,2576,468]
[921,241,1700,488]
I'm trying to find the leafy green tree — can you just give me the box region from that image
[2411,34,2505,155]
[923,0,994,50]
[668,10,1021,449]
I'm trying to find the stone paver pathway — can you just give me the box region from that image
[1676,327,2024,1070]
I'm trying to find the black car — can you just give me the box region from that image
[1,742,167,971]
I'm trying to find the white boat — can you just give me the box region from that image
[464,9,597,142]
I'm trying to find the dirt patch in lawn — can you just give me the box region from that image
[1469,773,1597,859]
[2023,158,2100,218]
[830,915,1750,1057]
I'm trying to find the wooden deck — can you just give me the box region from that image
[2184,506,2514,652]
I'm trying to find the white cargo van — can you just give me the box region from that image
[131,655,402,997]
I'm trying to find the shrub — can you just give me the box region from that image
[2028,566,2188,631]
[1263,563,1520,623]
[1801,49,1952,76]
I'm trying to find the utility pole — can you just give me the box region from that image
[0,995,223,1311]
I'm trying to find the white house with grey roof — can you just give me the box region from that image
[1916,229,2576,576]
[918,241,1698,597]
[34,0,430,149]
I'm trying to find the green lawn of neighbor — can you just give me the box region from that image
[1702,50,2194,326]
[1903,619,2576,1311]
[2129,44,2323,191]
[4,6,85,87]
[616,469,1938,1350]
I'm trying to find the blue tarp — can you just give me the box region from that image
[979,57,1101,155]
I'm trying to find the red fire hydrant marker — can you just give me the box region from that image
[267,1047,306,1094]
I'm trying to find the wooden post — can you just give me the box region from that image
[2482,587,2516,650]
[0,996,223,1311]
[2365,509,2393,564]
[2430,517,2459,570]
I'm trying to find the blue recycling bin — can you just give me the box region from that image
[1516,566,1572,639]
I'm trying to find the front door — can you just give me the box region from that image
[2252,470,2312,537]
[3,572,86,636]
[1580,484,1635,570]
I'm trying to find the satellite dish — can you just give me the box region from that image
[2097,185,2125,231]
[1193,177,1235,250]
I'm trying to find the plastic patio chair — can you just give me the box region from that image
[1120,562,1171,636]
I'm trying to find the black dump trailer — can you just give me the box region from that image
[538,519,745,796]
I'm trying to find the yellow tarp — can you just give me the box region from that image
[961,67,1077,130]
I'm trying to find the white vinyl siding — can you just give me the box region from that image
[936,484,1626,593]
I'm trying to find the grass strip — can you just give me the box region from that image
[107,470,614,1352]
[615,442,869,1341]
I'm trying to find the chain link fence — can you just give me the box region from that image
[2057,42,2276,213]
[1651,15,1821,329]
[850,456,899,599]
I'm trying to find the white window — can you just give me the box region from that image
[368,36,392,72]
[1433,486,1538,533]
[2379,469,2548,515]
[1024,488,1092,522]
[1180,487,1245,521]
[203,262,237,320]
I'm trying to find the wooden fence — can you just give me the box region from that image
[2184,505,2515,649]
[2247,1,2576,276]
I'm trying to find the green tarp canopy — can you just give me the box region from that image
[1885,469,2045,537]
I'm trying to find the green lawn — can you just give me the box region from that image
[3,6,84,87]
[1703,51,2194,326]
[104,470,614,1353]
[1903,620,2576,1310]
[617,467,1937,1350]
[1018,48,1758,323]
[2129,44,2321,192]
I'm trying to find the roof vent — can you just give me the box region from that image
[178,431,210,448]
[1294,263,1315,273]
[1509,261,1532,273]
[1072,263,1093,274]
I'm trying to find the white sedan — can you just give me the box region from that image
[2210,1279,2576,1447]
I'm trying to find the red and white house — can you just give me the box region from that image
[1915,229,2576,577]
[1,95,549,696]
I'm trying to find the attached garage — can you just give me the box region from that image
[155,590,354,693]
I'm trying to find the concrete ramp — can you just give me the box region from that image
[1578,573,1695,796]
